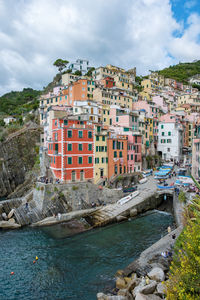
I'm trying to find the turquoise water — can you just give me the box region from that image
[0,211,173,300]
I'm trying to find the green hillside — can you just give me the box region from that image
[0,88,41,117]
[158,60,200,84]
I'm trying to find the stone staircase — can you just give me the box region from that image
[86,205,118,227]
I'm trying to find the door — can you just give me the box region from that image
[72,171,76,182]
[100,169,104,178]
[80,170,84,181]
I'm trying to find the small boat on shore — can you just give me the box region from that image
[139,177,147,184]
[142,169,153,177]
[117,191,139,205]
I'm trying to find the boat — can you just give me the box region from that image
[117,191,139,205]
[123,186,137,193]
[142,169,153,177]
[139,177,147,184]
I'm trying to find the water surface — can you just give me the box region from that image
[0,211,173,300]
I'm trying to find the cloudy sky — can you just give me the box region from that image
[0,0,200,95]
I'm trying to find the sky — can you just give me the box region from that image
[0,0,200,96]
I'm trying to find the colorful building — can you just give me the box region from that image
[48,118,95,182]
[94,126,108,184]
[107,133,128,180]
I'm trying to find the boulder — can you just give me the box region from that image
[130,209,137,217]
[133,281,157,297]
[97,294,130,300]
[0,221,21,229]
[124,277,132,285]
[97,292,106,300]
[127,278,141,292]
[155,282,166,297]
[116,215,128,222]
[116,270,125,277]
[135,293,162,300]
[8,208,15,219]
[8,218,15,224]
[107,296,129,300]
[2,213,7,220]
[118,289,133,300]
[116,277,127,289]
[147,268,165,282]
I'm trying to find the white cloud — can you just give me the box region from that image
[0,0,200,95]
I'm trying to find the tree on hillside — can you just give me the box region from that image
[85,67,95,77]
[74,70,82,76]
[53,59,69,73]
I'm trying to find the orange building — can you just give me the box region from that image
[107,134,128,180]
[48,118,95,182]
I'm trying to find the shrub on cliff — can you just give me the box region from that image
[166,198,200,299]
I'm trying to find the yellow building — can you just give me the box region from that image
[94,126,108,184]
[114,74,134,91]
[93,87,133,109]
[102,104,111,126]
[139,90,152,101]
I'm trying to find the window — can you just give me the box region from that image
[113,141,116,150]
[88,131,92,138]
[167,139,172,143]
[119,151,122,158]
[78,144,83,151]
[88,144,92,151]
[114,151,117,158]
[167,148,170,152]
[161,125,164,129]
[55,120,57,126]
[96,146,98,152]
[78,157,83,164]
[79,131,83,138]
[88,156,92,164]
[102,136,105,141]
[162,132,164,136]
[64,120,68,125]
[115,165,118,174]
[116,117,119,122]
[68,130,72,138]
[95,158,99,164]
[96,136,99,141]
[68,157,72,164]
[68,144,72,151]
[131,154,133,160]
[82,87,85,91]
[168,132,171,136]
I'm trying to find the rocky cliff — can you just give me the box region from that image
[0,124,41,198]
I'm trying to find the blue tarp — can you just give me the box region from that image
[162,165,173,169]
[155,170,169,176]
[157,185,174,189]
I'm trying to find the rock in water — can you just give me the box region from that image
[2,213,7,220]
[147,267,165,282]
[8,218,15,224]
[130,209,137,217]
[8,209,15,219]
[116,277,127,289]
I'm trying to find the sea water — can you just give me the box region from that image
[0,211,173,300]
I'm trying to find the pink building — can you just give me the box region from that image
[110,106,139,131]
[152,95,168,113]
[127,135,142,172]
